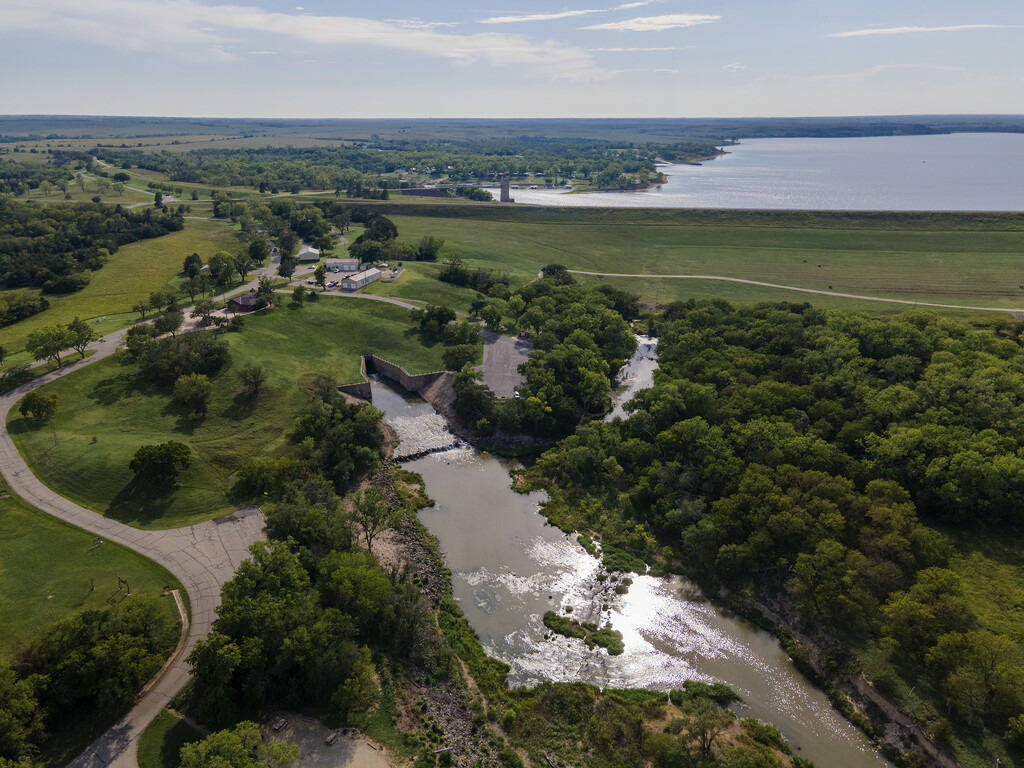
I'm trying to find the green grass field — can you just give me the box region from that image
[1,218,245,360]
[0,480,184,659]
[361,261,480,311]
[137,710,203,768]
[378,207,1024,315]
[9,299,444,529]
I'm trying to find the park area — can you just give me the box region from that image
[8,299,445,529]
[381,206,1024,317]
[0,479,184,658]
[2,218,245,364]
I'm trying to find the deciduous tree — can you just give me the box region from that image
[240,363,267,396]
[174,373,212,416]
[129,441,191,484]
[351,488,396,553]
[19,390,58,424]
[67,316,95,359]
[25,324,74,368]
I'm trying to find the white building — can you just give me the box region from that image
[296,245,320,263]
[325,258,360,273]
[341,268,382,291]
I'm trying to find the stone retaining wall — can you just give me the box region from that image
[337,356,372,400]
[339,356,458,422]
[364,355,448,394]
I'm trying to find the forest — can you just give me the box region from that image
[526,299,1024,763]
[0,199,184,294]
[0,160,74,197]
[0,597,181,764]
[181,376,814,768]
[454,268,639,437]
[90,135,720,194]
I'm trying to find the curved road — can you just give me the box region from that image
[0,331,265,767]
[569,270,1024,314]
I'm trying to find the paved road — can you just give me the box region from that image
[568,270,1024,314]
[479,331,531,399]
[0,331,265,767]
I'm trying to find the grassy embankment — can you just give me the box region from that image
[0,479,185,658]
[1,218,245,365]
[348,205,1024,320]
[137,710,203,768]
[9,299,445,529]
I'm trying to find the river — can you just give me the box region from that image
[502,132,1024,211]
[369,340,889,767]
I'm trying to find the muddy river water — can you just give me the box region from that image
[370,338,888,767]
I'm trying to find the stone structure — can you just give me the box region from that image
[499,174,514,203]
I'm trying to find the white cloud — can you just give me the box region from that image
[582,13,719,32]
[591,46,677,51]
[385,19,460,30]
[247,50,275,55]
[653,68,678,73]
[479,1,656,25]
[0,0,606,82]
[827,24,1012,38]
[723,62,745,72]
[481,9,600,24]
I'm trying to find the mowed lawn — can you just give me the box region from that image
[137,710,203,768]
[9,299,444,529]
[2,218,244,358]
[389,214,1024,311]
[0,481,184,659]
[361,261,481,312]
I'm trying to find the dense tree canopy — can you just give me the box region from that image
[0,597,178,763]
[0,198,183,293]
[457,274,637,436]
[528,300,1024,753]
[91,137,720,194]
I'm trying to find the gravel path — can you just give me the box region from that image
[568,270,1024,313]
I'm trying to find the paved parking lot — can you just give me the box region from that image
[480,331,532,398]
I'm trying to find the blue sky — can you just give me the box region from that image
[1,0,1021,118]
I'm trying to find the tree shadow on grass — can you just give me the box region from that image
[161,399,201,435]
[87,373,150,407]
[5,417,44,437]
[106,478,177,527]
[222,389,258,421]
[408,327,440,349]
[156,718,204,768]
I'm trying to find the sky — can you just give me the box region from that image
[0,0,1022,118]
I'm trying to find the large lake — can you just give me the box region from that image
[505,132,1024,211]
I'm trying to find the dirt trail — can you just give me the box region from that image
[569,269,1024,313]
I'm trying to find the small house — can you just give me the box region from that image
[325,258,360,273]
[227,292,265,313]
[341,268,382,291]
[296,245,320,263]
